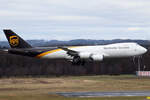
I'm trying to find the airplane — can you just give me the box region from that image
[2,29,147,65]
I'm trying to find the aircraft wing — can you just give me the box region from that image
[58,47,78,57]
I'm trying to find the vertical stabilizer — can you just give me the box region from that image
[3,29,32,48]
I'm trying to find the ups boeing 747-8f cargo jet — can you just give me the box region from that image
[3,29,147,65]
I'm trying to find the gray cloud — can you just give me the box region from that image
[0,0,150,40]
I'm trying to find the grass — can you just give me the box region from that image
[0,95,147,100]
[0,75,149,100]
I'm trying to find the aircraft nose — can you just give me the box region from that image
[141,47,147,54]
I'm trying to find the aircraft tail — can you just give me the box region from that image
[3,29,32,48]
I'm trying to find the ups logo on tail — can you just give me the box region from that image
[9,36,19,46]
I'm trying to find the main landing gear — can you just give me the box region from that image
[72,56,85,66]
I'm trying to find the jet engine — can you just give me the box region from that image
[71,52,91,65]
[79,52,92,59]
[71,53,104,65]
[90,54,103,61]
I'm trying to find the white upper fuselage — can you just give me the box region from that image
[40,42,147,60]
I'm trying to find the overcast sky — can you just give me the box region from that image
[0,0,150,41]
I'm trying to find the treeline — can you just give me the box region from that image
[0,50,149,77]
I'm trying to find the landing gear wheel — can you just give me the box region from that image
[72,56,82,65]
[81,60,85,66]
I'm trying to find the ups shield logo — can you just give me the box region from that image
[9,36,19,46]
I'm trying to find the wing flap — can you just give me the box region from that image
[58,46,78,56]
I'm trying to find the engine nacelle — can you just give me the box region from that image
[79,52,91,59]
[90,54,103,61]
[79,52,103,61]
